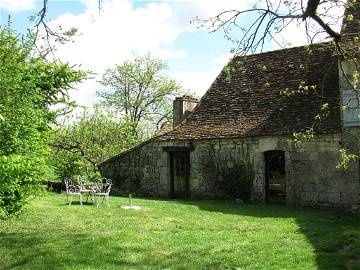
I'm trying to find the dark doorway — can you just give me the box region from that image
[170,151,190,199]
[264,150,286,204]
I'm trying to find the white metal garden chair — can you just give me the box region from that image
[93,178,112,207]
[64,177,82,206]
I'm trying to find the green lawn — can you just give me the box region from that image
[0,193,359,270]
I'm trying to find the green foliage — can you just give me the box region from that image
[85,171,102,182]
[224,64,236,81]
[0,25,86,218]
[336,148,358,170]
[291,128,315,148]
[0,155,47,219]
[98,54,183,134]
[49,150,83,181]
[218,158,255,202]
[50,104,140,178]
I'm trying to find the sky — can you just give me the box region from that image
[0,0,318,108]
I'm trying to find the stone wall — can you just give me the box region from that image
[187,139,258,199]
[99,140,189,197]
[285,131,360,207]
[99,132,360,208]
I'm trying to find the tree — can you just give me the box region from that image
[0,24,86,218]
[50,104,139,176]
[196,1,357,52]
[49,150,83,182]
[97,54,183,135]
[195,0,360,88]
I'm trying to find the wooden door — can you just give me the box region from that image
[170,151,190,199]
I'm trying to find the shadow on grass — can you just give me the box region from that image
[59,201,95,206]
[1,196,359,269]
[0,231,168,270]
[174,200,360,270]
[106,195,360,269]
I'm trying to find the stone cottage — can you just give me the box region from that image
[99,3,360,208]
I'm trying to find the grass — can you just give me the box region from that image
[0,193,359,270]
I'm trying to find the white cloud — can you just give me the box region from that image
[0,0,35,12]
[43,0,258,107]
[152,49,188,59]
[271,2,344,50]
[70,80,100,109]
[47,0,181,73]
[172,69,221,97]
[170,0,257,31]
[42,0,188,106]
[213,53,232,66]
[271,20,309,49]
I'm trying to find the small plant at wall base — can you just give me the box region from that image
[218,159,255,202]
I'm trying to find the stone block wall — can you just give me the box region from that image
[99,131,360,208]
[188,139,258,199]
[285,133,359,207]
[99,140,189,197]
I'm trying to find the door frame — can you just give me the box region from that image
[264,150,286,204]
[164,147,191,199]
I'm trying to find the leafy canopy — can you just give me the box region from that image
[50,104,140,179]
[98,54,182,134]
[0,24,86,218]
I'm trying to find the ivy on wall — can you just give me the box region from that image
[201,143,255,201]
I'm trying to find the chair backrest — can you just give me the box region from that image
[64,177,80,194]
[100,178,112,194]
[103,178,112,186]
[77,176,85,187]
[64,177,70,191]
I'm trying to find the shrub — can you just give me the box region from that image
[0,155,47,219]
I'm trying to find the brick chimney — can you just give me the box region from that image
[173,96,198,127]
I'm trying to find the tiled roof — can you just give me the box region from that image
[157,43,342,141]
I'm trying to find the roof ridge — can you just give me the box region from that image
[232,41,333,59]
